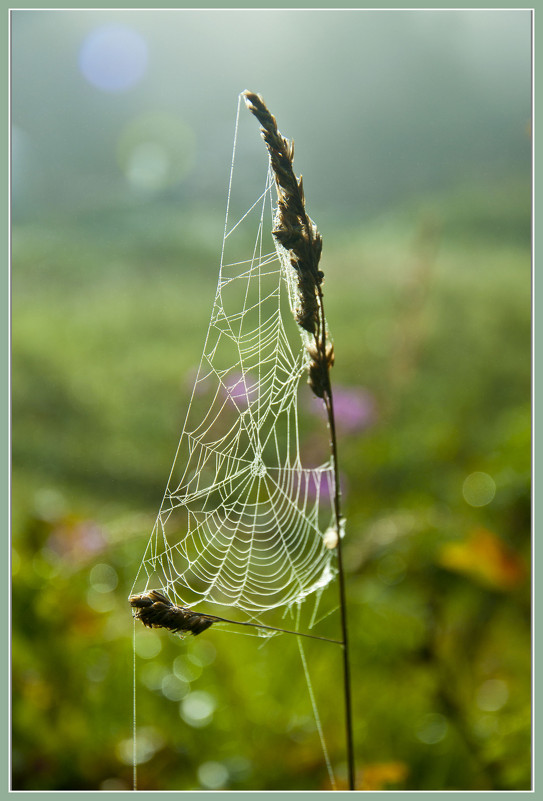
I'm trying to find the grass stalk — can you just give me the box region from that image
[243,90,356,790]
[130,590,341,643]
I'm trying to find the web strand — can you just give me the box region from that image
[298,636,337,790]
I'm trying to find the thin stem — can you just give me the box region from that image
[312,272,355,789]
[133,618,137,791]
[316,274,355,790]
[325,385,355,790]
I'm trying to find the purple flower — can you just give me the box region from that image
[308,385,377,434]
[48,519,106,564]
[223,372,258,408]
[306,470,348,506]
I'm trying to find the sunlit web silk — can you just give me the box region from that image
[133,103,336,622]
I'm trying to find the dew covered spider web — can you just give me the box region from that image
[130,96,339,636]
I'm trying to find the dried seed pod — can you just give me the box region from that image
[129,590,215,637]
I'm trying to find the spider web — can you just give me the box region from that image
[131,99,338,632]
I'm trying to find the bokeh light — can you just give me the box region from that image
[34,487,67,521]
[116,726,164,766]
[462,471,496,507]
[135,629,162,659]
[197,760,229,789]
[476,679,509,712]
[173,654,202,683]
[415,713,449,745]
[117,112,195,193]
[79,24,148,92]
[161,672,190,702]
[180,690,216,728]
[141,662,169,691]
[188,639,216,667]
[87,586,116,613]
[89,562,118,593]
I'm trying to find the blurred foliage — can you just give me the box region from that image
[11,175,531,790]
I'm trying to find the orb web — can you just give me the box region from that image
[131,97,337,631]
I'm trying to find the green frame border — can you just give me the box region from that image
[6,3,535,800]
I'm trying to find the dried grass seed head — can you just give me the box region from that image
[129,590,215,636]
[243,90,324,338]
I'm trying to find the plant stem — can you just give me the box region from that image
[325,385,355,790]
[317,280,355,791]
[243,90,356,790]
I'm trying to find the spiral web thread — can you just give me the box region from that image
[131,98,337,634]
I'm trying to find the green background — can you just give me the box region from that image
[9,4,533,797]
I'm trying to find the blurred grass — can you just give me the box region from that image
[11,175,531,790]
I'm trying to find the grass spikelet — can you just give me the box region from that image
[307,341,335,399]
[129,590,215,636]
[243,90,326,343]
